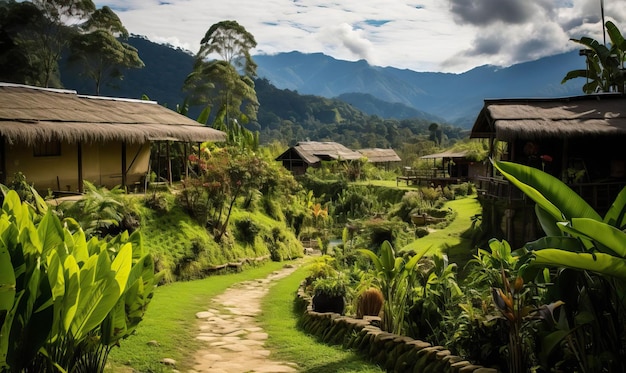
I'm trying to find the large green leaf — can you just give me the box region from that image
[535,205,561,236]
[380,240,395,275]
[111,243,132,294]
[0,291,23,370]
[569,218,626,258]
[493,160,601,222]
[70,251,120,341]
[62,255,80,333]
[101,297,126,346]
[531,249,626,280]
[37,210,64,257]
[357,248,383,273]
[603,186,626,228]
[606,21,626,51]
[523,236,583,253]
[0,245,15,312]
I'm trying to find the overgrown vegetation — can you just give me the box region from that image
[0,189,159,373]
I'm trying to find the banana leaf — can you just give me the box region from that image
[523,236,583,253]
[570,218,626,258]
[603,186,626,228]
[531,249,626,281]
[492,160,601,222]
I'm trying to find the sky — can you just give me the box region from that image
[94,0,626,73]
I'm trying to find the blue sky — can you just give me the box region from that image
[95,0,626,73]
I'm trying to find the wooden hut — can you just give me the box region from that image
[276,141,363,175]
[470,93,626,246]
[357,148,401,170]
[0,83,226,193]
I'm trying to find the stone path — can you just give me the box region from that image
[188,264,301,373]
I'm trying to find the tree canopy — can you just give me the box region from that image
[184,20,260,149]
[0,0,143,90]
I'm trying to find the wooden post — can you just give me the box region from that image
[121,142,127,190]
[77,142,83,193]
[166,141,172,184]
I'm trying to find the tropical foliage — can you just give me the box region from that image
[0,189,159,372]
[184,20,260,150]
[492,159,626,371]
[562,21,625,93]
[0,0,142,90]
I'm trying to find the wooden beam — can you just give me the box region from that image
[122,142,127,189]
[77,142,83,193]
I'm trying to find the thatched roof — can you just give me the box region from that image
[470,94,626,142]
[357,148,401,163]
[420,150,468,159]
[276,141,362,164]
[0,83,226,146]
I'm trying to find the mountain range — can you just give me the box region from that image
[62,36,586,129]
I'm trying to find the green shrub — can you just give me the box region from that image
[143,192,170,212]
[235,217,262,245]
[0,190,159,372]
[415,227,429,238]
[442,186,455,200]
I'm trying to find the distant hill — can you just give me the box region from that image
[254,51,585,127]
[336,92,444,122]
[62,35,194,109]
[61,36,587,130]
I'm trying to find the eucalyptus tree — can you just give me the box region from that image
[562,21,626,93]
[184,20,260,149]
[68,6,144,95]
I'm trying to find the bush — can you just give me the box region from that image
[415,227,430,238]
[143,192,170,212]
[235,217,262,245]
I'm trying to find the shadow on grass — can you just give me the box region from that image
[299,356,383,373]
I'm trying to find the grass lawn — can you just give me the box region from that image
[106,260,288,373]
[259,263,384,373]
[402,195,481,276]
[353,179,419,190]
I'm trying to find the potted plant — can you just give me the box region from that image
[311,274,347,314]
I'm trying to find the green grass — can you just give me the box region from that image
[259,264,385,373]
[106,260,288,373]
[353,179,419,190]
[402,196,481,276]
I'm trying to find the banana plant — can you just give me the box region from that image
[358,241,431,334]
[492,160,626,279]
[562,21,625,93]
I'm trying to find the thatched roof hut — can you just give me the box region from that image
[0,83,226,192]
[0,83,226,146]
[357,148,401,163]
[470,93,626,142]
[276,141,363,174]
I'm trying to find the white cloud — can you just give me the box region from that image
[94,0,626,73]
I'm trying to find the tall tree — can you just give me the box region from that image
[184,20,259,149]
[0,0,48,85]
[68,6,144,95]
[24,0,97,87]
[562,21,626,93]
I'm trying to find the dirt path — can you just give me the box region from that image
[188,264,301,373]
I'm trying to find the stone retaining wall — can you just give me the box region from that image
[295,285,498,373]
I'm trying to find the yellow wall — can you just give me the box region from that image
[5,141,150,192]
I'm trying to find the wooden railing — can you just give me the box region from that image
[476,176,626,214]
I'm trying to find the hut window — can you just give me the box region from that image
[33,141,61,157]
